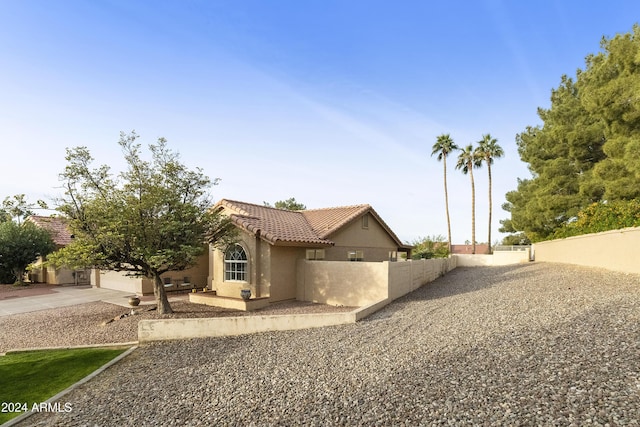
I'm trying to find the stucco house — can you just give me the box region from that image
[208,199,412,302]
[26,215,91,285]
[26,215,207,294]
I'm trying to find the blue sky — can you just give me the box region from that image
[1,1,638,244]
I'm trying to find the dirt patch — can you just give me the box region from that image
[0,283,59,300]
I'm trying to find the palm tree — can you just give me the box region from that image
[476,134,504,254]
[456,144,482,254]
[431,134,458,252]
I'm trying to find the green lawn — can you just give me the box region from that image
[0,347,129,423]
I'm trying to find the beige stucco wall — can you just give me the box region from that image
[297,258,457,307]
[533,227,640,274]
[92,253,209,295]
[324,213,399,262]
[28,255,91,286]
[139,312,357,342]
[92,270,150,294]
[454,249,531,267]
[297,260,389,306]
[387,257,456,300]
[211,235,276,299]
[269,246,304,302]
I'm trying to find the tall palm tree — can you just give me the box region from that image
[456,144,482,254]
[431,134,458,252]
[476,134,504,254]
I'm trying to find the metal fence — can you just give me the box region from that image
[494,245,531,252]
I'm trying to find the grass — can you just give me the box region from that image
[0,347,128,423]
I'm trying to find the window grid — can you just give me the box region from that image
[224,244,248,282]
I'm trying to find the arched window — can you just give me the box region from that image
[224,244,248,282]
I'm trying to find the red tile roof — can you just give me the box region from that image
[450,244,490,254]
[26,215,73,246]
[215,199,407,248]
[216,199,332,246]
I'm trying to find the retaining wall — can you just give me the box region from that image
[138,312,357,342]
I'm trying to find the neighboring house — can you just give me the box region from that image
[26,215,91,285]
[26,215,207,293]
[450,244,490,255]
[209,199,412,302]
[92,252,209,295]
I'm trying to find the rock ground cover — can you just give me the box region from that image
[0,298,353,353]
[10,262,640,426]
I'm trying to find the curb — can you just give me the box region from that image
[1,345,137,427]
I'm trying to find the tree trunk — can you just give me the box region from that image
[470,168,476,255]
[13,267,25,286]
[443,156,452,253]
[487,163,493,254]
[153,273,174,314]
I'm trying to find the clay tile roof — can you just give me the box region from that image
[301,205,371,239]
[215,199,408,249]
[215,200,333,246]
[26,215,73,246]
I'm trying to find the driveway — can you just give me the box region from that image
[0,286,136,316]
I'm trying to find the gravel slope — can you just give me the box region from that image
[14,262,640,426]
[0,299,353,353]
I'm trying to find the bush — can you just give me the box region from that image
[553,199,640,239]
[410,235,450,259]
[0,267,16,284]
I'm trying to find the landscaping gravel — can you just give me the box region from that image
[12,262,640,426]
[0,299,353,353]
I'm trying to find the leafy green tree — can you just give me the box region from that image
[0,221,55,285]
[410,235,450,259]
[264,197,306,210]
[431,134,459,252]
[2,195,48,224]
[476,134,504,254]
[500,232,531,246]
[48,131,236,314]
[504,25,640,241]
[456,144,482,254]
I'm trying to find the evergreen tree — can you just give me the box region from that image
[504,24,640,241]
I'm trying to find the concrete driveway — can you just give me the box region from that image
[0,286,136,316]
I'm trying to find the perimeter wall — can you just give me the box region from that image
[533,227,640,274]
[296,257,457,307]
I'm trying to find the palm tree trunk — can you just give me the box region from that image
[487,163,493,254]
[470,168,476,255]
[443,156,452,253]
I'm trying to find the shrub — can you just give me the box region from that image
[410,235,450,259]
[553,199,640,239]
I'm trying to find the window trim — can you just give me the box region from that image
[347,250,364,262]
[362,214,369,229]
[224,244,249,282]
[306,249,326,260]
